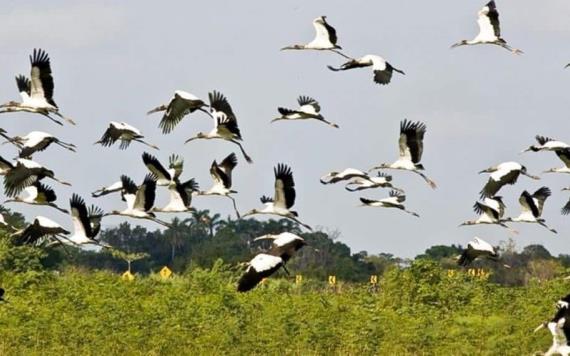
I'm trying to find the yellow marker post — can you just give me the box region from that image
[160,266,173,279]
[295,274,303,285]
[370,275,378,285]
[122,270,135,281]
[328,275,336,285]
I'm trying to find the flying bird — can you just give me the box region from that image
[242,163,312,230]
[272,96,338,128]
[10,216,69,246]
[503,187,557,234]
[522,135,569,153]
[66,194,106,246]
[153,178,199,213]
[457,237,500,267]
[0,49,75,125]
[370,120,436,188]
[4,181,68,214]
[281,16,349,58]
[328,55,405,85]
[320,168,372,184]
[10,131,75,159]
[451,1,522,54]
[147,90,209,134]
[534,294,570,356]
[254,232,307,265]
[359,191,419,217]
[185,91,252,163]
[479,161,539,198]
[459,196,515,231]
[237,253,285,292]
[104,174,170,227]
[95,122,159,150]
[1,157,71,197]
[142,152,183,186]
[91,180,123,198]
[235,233,309,291]
[196,153,240,217]
[345,173,403,193]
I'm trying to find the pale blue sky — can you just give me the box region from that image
[1,1,570,258]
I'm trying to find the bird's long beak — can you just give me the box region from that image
[184,137,197,144]
[450,42,463,49]
[519,148,531,154]
[533,323,546,333]
[270,118,282,123]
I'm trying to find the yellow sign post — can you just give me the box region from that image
[295,274,303,285]
[328,275,336,285]
[160,266,173,279]
[370,275,378,285]
[122,270,135,281]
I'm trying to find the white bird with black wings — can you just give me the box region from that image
[66,194,106,246]
[272,96,338,128]
[328,55,405,85]
[359,191,419,217]
[503,187,557,234]
[0,49,75,125]
[281,16,348,58]
[451,1,522,54]
[242,163,311,230]
[95,122,159,150]
[370,120,436,189]
[142,152,183,186]
[147,90,208,134]
[196,153,240,218]
[104,174,169,227]
[185,91,253,163]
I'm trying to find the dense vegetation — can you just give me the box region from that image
[0,208,568,354]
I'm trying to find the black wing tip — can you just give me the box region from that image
[70,193,86,207]
[30,48,50,65]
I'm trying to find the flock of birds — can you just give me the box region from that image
[0,2,569,352]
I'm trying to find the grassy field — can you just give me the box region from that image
[0,260,565,355]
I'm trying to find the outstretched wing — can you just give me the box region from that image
[29,48,56,107]
[273,163,295,209]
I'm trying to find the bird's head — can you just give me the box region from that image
[414,163,425,170]
[185,133,206,143]
[520,146,539,154]
[450,40,468,49]
[562,187,570,192]
[369,164,388,172]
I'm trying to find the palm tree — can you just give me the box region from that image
[164,217,188,265]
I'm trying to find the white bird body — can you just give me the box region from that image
[320,168,369,184]
[282,16,342,51]
[371,120,436,188]
[66,194,104,246]
[345,173,401,192]
[92,181,123,198]
[457,237,500,266]
[185,91,252,163]
[154,178,198,213]
[95,122,158,150]
[328,54,405,85]
[274,96,338,128]
[451,1,522,54]
[147,90,207,134]
[504,187,556,233]
[4,182,68,214]
[106,175,169,227]
[0,49,75,125]
[243,163,311,230]
[479,161,539,198]
[12,131,75,158]
[360,191,419,217]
